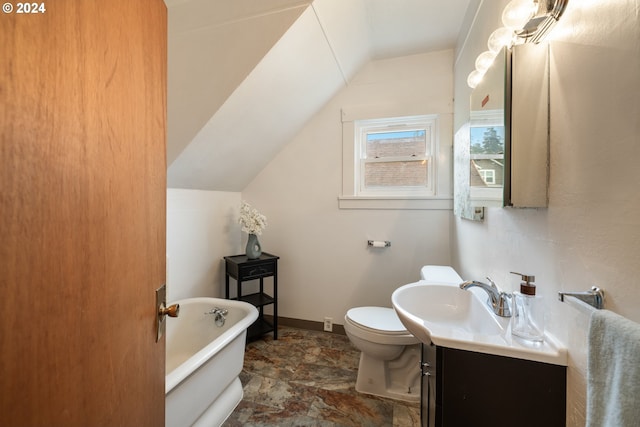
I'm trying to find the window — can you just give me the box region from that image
[354,115,437,197]
[340,108,452,210]
[479,168,496,185]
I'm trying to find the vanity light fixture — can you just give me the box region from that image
[517,0,569,43]
[487,27,516,53]
[467,0,569,88]
[502,0,538,31]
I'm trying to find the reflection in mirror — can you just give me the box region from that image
[453,123,485,221]
[469,113,505,206]
[469,46,510,208]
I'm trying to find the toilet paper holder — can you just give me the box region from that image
[367,240,391,248]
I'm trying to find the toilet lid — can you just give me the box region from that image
[347,307,408,334]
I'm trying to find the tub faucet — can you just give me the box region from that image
[459,277,512,317]
[206,307,228,316]
[205,307,228,327]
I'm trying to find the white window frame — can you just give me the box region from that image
[354,115,437,197]
[339,107,453,210]
[479,168,496,185]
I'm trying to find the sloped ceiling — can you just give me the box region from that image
[166,0,471,191]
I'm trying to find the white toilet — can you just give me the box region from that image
[344,265,463,402]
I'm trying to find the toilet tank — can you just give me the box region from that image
[420,265,463,283]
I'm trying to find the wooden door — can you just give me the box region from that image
[0,1,167,426]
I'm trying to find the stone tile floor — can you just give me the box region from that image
[223,327,420,427]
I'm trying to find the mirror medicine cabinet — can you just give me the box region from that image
[458,42,549,219]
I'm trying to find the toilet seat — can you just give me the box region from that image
[345,307,418,345]
[347,307,407,334]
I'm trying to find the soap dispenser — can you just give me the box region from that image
[510,272,545,342]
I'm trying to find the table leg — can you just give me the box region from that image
[273,265,278,340]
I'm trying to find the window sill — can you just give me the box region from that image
[338,196,453,210]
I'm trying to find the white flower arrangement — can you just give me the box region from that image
[238,201,267,235]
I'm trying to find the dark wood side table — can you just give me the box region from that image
[224,252,279,340]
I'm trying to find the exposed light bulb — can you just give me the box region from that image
[487,27,515,53]
[475,51,497,73]
[467,69,484,89]
[502,0,536,30]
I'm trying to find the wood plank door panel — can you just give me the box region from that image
[0,1,167,425]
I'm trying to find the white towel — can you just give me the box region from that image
[586,309,640,427]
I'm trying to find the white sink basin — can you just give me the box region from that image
[391,282,506,340]
[391,281,568,365]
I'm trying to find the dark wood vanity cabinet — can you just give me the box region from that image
[421,343,566,427]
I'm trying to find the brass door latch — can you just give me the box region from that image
[156,284,179,342]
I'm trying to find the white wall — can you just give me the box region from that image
[242,51,455,325]
[452,1,640,425]
[166,1,308,164]
[166,189,241,302]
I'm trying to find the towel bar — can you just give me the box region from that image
[558,286,604,310]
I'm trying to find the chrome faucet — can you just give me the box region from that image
[205,307,228,327]
[459,277,512,317]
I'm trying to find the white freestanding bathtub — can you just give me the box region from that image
[165,297,258,427]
